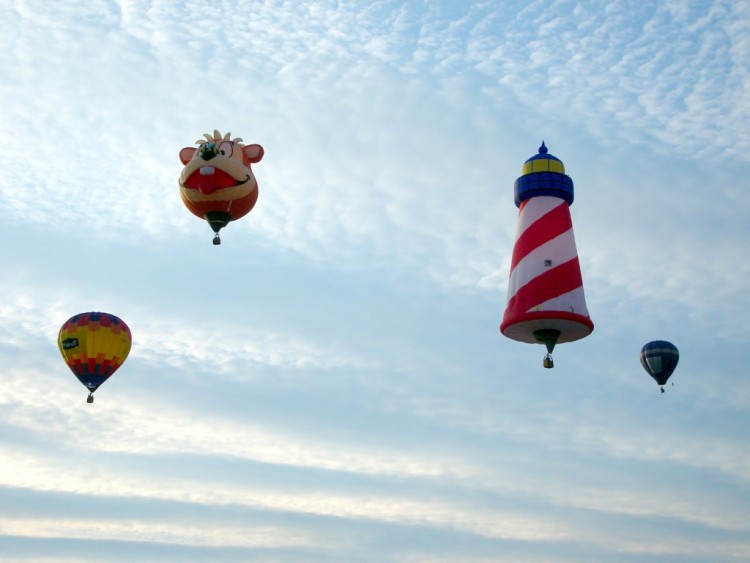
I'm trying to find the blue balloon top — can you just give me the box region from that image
[513,141,574,207]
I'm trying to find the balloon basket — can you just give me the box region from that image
[87,393,94,403]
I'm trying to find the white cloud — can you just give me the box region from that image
[2,351,749,542]
[0,443,571,545]
[4,0,747,304]
[464,1,750,160]
[2,436,748,559]
[0,517,319,550]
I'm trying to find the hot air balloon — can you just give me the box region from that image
[500,142,594,367]
[58,312,132,403]
[178,130,264,245]
[640,340,679,393]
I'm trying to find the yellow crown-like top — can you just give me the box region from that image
[521,158,565,176]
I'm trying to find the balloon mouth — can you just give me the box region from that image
[533,329,561,354]
[182,170,250,194]
[204,211,232,233]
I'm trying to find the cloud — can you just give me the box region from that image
[2,434,748,559]
[4,0,747,305]
[464,1,750,160]
[1,270,748,538]
[0,442,572,545]
[3,351,749,544]
[0,517,319,550]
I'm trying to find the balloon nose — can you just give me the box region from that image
[200,143,218,161]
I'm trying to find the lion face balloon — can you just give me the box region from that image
[179,130,264,244]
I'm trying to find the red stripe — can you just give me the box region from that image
[510,201,572,271]
[504,257,584,318]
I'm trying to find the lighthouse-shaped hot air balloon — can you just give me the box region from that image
[500,142,594,367]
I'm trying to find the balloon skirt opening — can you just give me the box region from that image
[533,329,561,354]
[204,211,232,234]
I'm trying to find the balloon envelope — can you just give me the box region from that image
[58,312,132,394]
[178,129,264,243]
[500,144,593,365]
[640,340,679,386]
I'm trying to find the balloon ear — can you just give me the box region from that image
[243,144,264,164]
[179,147,196,164]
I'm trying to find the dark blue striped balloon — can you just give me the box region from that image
[640,341,679,386]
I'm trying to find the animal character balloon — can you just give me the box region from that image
[58,312,132,403]
[179,130,264,244]
[640,340,679,393]
[500,142,594,367]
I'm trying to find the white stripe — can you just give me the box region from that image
[513,196,566,239]
[531,286,589,316]
[506,228,579,301]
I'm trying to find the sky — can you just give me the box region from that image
[1,0,749,561]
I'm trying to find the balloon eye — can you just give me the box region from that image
[218,141,234,158]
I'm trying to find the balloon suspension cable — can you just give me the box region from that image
[534,329,560,369]
[87,392,94,404]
